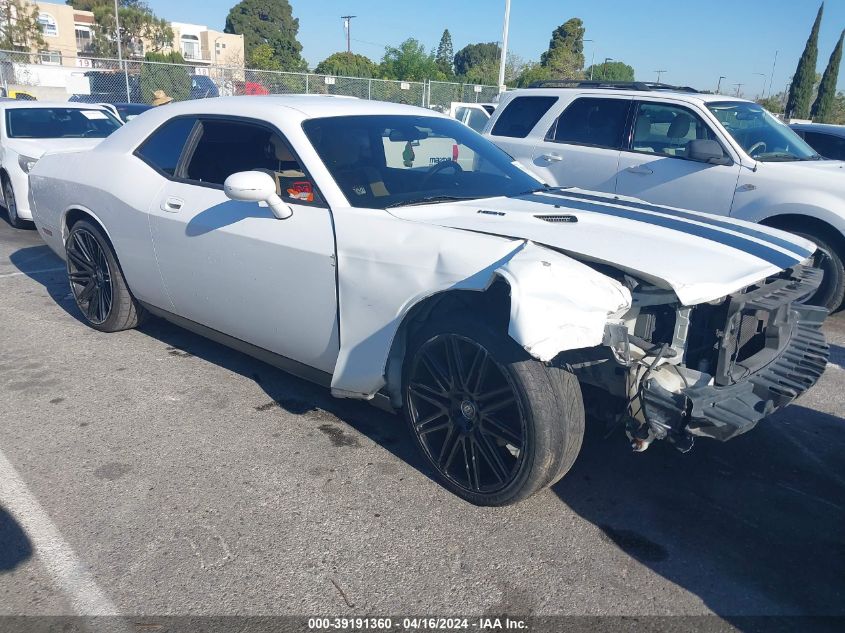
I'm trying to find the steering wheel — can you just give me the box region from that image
[421,160,463,185]
[747,141,767,157]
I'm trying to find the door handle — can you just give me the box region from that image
[625,165,653,175]
[540,153,563,162]
[161,197,184,212]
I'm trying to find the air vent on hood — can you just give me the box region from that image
[535,214,578,223]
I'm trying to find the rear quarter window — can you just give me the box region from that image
[490,96,558,138]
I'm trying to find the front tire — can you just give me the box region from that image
[796,230,845,313]
[66,220,145,332]
[403,316,585,506]
[3,179,32,230]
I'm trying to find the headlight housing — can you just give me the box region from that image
[18,155,38,173]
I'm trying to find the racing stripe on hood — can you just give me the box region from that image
[547,189,814,258]
[521,193,802,269]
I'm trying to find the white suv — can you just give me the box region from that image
[483,82,845,311]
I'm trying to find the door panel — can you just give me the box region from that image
[149,183,339,373]
[530,96,632,193]
[531,142,622,193]
[615,101,741,215]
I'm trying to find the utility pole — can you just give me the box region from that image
[733,83,744,97]
[341,15,356,54]
[752,72,767,100]
[654,69,666,83]
[716,75,725,93]
[602,57,612,80]
[497,0,511,93]
[768,50,778,99]
[114,0,131,103]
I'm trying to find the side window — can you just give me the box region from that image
[183,119,323,205]
[548,97,630,149]
[803,131,845,160]
[490,96,557,138]
[465,108,490,132]
[630,102,717,158]
[135,117,197,176]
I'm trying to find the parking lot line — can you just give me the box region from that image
[0,449,121,616]
[0,267,65,278]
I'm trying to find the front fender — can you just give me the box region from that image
[732,191,845,238]
[329,208,631,400]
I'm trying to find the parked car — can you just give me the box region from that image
[483,81,845,312]
[790,122,845,161]
[190,75,220,99]
[1,102,122,228]
[0,88,37,101]
[98,103,153,123]
[450,102,495,132]
[29,96,828,506]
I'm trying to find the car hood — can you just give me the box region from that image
[5,137,104,159]
[387,188,815,306]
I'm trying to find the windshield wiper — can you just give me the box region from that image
[385,195,480,208]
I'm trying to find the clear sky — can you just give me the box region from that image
[43,0,845,97]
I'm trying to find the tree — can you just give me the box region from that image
[584,60,634,82]
[140,51,190,102]
[379,38,444,81]
[454,42,499,78]
[249,42,281,70]
[811,29,844,122]
[225,0,305,71]
[786,3,823,119]
[539,18,585,79]
[66,0,171,58]
[315,52,377,77]
[0,0,46,52]
[757,94,785,114]
[435,29,454,77]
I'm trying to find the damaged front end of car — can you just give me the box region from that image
[569,264,830,452]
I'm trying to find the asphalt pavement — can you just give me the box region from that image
[1,215,843,628]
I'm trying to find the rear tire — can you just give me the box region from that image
[3,179,33,230]
[795,230,845,313]
[65,220,145,332]
[403,315,585,506]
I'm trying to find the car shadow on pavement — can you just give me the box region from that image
[136,316,436,482]
[8,245,86,324]
[553,404,845,622]
[0,506,32,572]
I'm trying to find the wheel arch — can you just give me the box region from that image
[382,279,513,408]
[62,205,115,247]
[760,213,845,260]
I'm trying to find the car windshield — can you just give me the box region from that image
[707,101,821,162]
[5,107,122,139]
[302,114,543,209]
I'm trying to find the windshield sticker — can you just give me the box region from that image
[81,110,108,120]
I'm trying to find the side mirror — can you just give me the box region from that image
[687,139,732,166]
[223,171,292,220]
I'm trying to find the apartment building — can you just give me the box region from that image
[170,22,244,68]
[29,1,96,65]
[9,3,244,70]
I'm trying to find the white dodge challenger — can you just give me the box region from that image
[29,96,829,506]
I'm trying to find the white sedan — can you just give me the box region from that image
[0,101,122,228]
[29,96,829,506]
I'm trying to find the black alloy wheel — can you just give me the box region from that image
[406,333,527,495]
[66,226,114,325]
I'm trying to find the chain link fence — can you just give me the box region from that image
[0,50,498,110]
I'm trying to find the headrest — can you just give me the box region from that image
[668,114,692,138]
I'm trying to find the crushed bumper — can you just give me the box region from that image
[641,266,830,442]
